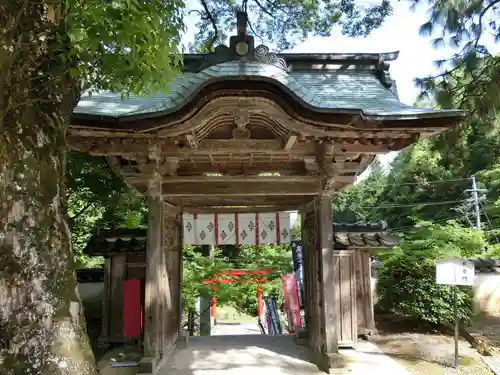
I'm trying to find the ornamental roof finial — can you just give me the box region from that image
[236,10,248,36]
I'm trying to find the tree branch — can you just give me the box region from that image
[475,0,500,48]
[69,201,94,221]
[198,0,218,51]
[253,0,274,18]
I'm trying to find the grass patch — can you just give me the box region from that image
[459,356,476,366]
[215,305,255,323]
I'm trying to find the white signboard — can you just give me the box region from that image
[436,259,475,286]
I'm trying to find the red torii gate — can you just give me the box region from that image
[202,269,273,320]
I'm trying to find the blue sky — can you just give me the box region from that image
[181,1,499,171]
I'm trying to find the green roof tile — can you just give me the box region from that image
[74,61,462,120]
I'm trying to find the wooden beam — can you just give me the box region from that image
[180,195,310,207]
[159,181,320,196]
[304,156,318,175]
[182,205,299,213]
[124,173,355,185]
[186,133,198,149]
[68,135,396,157]
[161,176,321,183]
[284,135,297,151]
[124,162,309,176]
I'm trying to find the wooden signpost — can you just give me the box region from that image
[436,259,475,368]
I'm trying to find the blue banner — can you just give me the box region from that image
[265,295,281,335]
[270,295,282,335]
[291,241,304,308]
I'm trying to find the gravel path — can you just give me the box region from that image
[373,314,493,375]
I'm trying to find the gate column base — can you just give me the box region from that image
[312,351,347,374]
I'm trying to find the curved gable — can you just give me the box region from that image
[74,61,316,118]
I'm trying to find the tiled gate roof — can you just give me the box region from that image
[74,57,462,121]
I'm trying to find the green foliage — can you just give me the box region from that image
[67,152,146,267]
[412,0,500,118]
[228,244,292,315]
[188,0,392,51]
[337,113,500,234]
[376,221,486,325]
[181,244,293,317]
[181,246,233,310]
[65,0,185,94]
[332,156,387,222]
[484,244,500,258]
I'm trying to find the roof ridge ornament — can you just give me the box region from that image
[200,10,290,72]
[375,56,392,88]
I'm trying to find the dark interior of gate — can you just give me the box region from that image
[70,12,463,374]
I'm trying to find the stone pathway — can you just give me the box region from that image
[157,333,410,375]
[211,322,262,336]
[469,313,500,374]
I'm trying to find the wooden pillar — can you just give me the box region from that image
[302,196,338,370]
[317,195,338,355]
[355,250,375,335]
[109,254,127,341]
[300,209,311,333]
[163,203,182,350]
[99,257,111,347]
[199,245,212,336]
[332,249,357,347]
[144,174,164,359]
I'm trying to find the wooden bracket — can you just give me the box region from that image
[162,157,179,177]
[315,141,338,194]
[147,172,162,197]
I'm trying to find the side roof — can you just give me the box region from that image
[83,222,398,256]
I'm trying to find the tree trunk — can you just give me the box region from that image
[0,3,98,375]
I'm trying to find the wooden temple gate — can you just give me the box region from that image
[70,11,462,374]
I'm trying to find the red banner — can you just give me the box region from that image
[123,279,142,338]
[281,274,302,334]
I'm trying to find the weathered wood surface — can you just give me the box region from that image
[144,175,164,358]
[162,206,183,353]
[108,254,127,340]
[100,258,111,345]
[302,196,338,370]
[144,173,183,367]
[355,250,375,335]
[333,249,357,347]
[318,195,338,355]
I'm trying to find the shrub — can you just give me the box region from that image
[376,221,485,326]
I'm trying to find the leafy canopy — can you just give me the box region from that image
[413,0,500,117]
[64,0,185,94]
[188,0,393,51]
[67,152,146,266]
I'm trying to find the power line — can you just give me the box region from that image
[364,177,472,188]
[388,215,467,233]
[358,199,471,210]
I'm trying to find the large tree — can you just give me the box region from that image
[0,1,393,373]
[413,0,500,118]
[0,1,183,373]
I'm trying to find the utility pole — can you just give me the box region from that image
[460,176,488,253]
[471,176,482,230]
[460,176,486,231]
